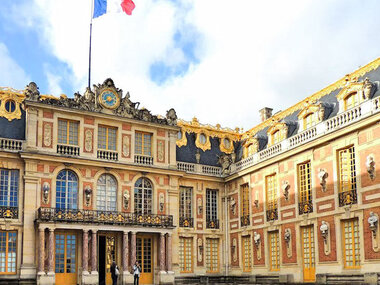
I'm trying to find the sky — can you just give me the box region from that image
[0,0,380,131]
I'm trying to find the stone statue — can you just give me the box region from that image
[368,212,378,232]
[320,221,329,240]
[253,231,261,247]
[366,155,376,181]
[166,108,177,126]
[24,82,40,101]
[363,77,374,99]
[318,168,328,192]
[229,197,236,215]
[123,190,130,210]
[84,186,92,206]
[284,228,291,244]
[282,181,290,201]
[218,153,232,175]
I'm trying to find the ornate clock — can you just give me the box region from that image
[99,89,120,109]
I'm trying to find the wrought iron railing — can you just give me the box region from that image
[37,208,174,228]
[206,219,219,229]
[339,190,358,207]
[266,208,278,221]
[179,216,193,228]
[298,200,313,215]
[240,215,250,227]
[0,206,18,219]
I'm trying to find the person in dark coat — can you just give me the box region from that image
[110,261,119,285]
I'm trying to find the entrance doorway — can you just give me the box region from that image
[55,232,77,285]
[98,234,116,285]
[302,226,316,282]
[136,235,153,284]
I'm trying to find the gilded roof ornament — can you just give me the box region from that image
[0,87,26,121]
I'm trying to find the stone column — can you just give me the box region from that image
[38,228,45,274]
[83,230,89,273]
[123,231,129,272]
[131,232,136,266]
[166,233,172,272]
[159,233,165,272]
[91,230,97,273]
[47,228,54,273]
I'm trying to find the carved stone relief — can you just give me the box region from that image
[122,135,130,158]
[43,123,52,147]
[157,140,165,162]
[84,129,93,152]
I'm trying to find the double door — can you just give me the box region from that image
[55,232,77,285]
[302,226,316,282]
[136,235,153,284]
[99,234,116,285]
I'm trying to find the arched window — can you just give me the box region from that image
[303,113,315,130]
[272,130,281,145]
[97,174,117,211]
[56,170,78,209]
[345,93,357,110]
[134,178,153,214]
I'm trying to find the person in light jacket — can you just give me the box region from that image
[133,261,142,285]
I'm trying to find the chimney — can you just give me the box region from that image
[259,107,273,122]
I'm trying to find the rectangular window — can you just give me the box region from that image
[135,132,152,156]
[98,126,117,151]
[241,184,250,217]
[0,169,18,207]
[0,231,17,274]
[240,184,250,226]
[242,236,252,272]
[298,162,312,214]
[58,119,79,145]
[269,231,280,271]
[179,187,192,218]
[342,219,360,268]
[266,174,277,210]
[206,189,218,228]
[206,238,219,273]
[338,146,357,193]
[179,237,193,273]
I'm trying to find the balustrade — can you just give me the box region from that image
[0,138,23,151]
[57,144,80,156]
[134,155,153,165]
[177,162,195,172]
[97,150,118,161]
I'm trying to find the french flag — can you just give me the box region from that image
[93,0,135,18]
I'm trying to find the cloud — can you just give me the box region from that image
[10,0,380,131]
[44,63,63,95]
[0,43,30,90]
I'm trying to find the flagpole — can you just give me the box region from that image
[88,0,94,89]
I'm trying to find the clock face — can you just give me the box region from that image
[99,89,120,109]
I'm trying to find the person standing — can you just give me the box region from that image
[110,261,119,285]
[133,261,142,285]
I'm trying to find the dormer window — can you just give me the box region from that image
[298,101,325,130]
[337,77,375,113]
[344,93,357,110]
[304,113,316,130]
[267,121,288,146]
[272,130,280,145]
[243,137,259,158]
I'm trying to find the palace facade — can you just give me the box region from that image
[0,57,380,285]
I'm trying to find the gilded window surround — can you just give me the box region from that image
[0,87,26,121]
[176,130,187,148]
[242,57,380,140]
[267,121,288,146]
[242,137,259,158]
[298,102,324,121]
[177,118,240,153]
